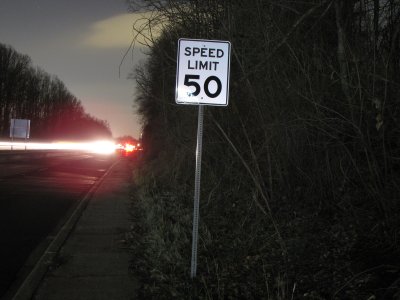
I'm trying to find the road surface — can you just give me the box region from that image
[0,152,117,298]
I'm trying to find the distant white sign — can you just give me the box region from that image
[10,119,30,139]
[176,38,231,106]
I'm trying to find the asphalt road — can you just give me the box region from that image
[0,152,117,298]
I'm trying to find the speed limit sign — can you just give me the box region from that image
[176,38,231,278]
[176,38,231,106]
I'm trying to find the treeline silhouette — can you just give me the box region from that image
[0,43,111,140]
[128,0,400,298]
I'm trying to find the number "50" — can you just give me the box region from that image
[184,75,222,98]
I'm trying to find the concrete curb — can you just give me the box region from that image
[11,159,120,300]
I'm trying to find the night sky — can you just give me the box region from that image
[0,0,147,138]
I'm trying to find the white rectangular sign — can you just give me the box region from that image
[10,119,30,139]
[176,38,231,106]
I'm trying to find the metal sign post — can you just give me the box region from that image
[191,105,204,278]
[175,38,231,278]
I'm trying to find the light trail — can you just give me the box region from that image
[0,140,117,155]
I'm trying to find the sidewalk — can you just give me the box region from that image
[31,158,137,300]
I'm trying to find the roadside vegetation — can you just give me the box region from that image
[0,43,111,140]
[128,0,400,298]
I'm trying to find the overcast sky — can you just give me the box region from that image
[0,0,148,138]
